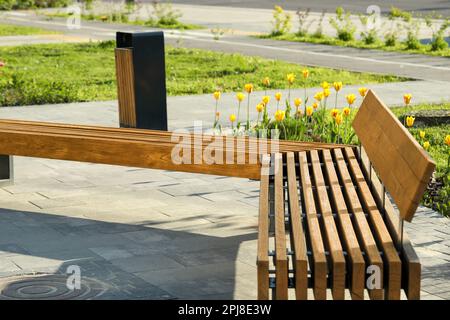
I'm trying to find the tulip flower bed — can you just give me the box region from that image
[210,78,449,216]
[0,41,403,106]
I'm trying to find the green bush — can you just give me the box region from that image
[0,0,71,10]
[426,18,449,51]
[0,0,15,10]
[271,5,292,36]
[389,6,412,22]
[404,19,421,50]
[329,7,356,41]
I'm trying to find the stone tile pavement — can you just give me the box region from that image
[0,99,449,300]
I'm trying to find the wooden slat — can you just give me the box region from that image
[298,151,327,300]
[352,90,435,221]
[115,48,136,128]
[257,155,271,300]
[333,148,384,299]
[309,150,346,300]
[359,147,421,300]
[344,147,402,300]
[0,125,260,180]
[274,153,288,299]
[285,152,308,300]
[0,119,343,152]
[322,149,365,300]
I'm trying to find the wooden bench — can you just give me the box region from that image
[257,90,435,300]
[0,91,434,300]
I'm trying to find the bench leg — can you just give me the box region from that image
[0,155,13,186]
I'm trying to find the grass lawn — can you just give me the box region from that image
[391,103,450,216]
[259,33,450,58]
[44,12,203,30]
[0,23,59,36]
[0,40,404,106]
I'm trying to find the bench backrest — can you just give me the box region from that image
[352,90,436,222]
[0,119,340,181]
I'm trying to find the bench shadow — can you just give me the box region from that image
[0,208,257,300]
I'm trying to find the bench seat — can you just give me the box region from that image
[257,147,421,300]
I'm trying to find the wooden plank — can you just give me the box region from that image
[309,150,346,300]
[0,126,261,180]
[274,153,288,299]
[115,48,136,128]
[298,151,327,300]
[344,147,402,300]
[0,120,349,181]
[359,147,421,300]
[352,90,435,221]
[257,155,271,300]
[0,119,344,152]
[285,152,308,300]
[333,148,384,299]
[322,149,365,300]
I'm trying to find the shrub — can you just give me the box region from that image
[404,19,421,50]
[295,8,312,37]
[426,17,449,51]
[312,11,326,39]
[0,0,15,10]
[359,13,380,44]
[389,6,412,22]
[329,7,356,41]
[271,5,292,36]
[0,0,70,10]
[151,0,182,27]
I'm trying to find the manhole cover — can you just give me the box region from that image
[0,274,108,300]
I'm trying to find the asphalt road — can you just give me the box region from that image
[169,0,450,17]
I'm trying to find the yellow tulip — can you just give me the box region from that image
[419,131,426,139]
[244,83,254,94]
[296,109,303,117]
[333,81,343,92]
[286,73,296,85]
[294,98,302,107]
[330,108,339,118]
[275,110,285,122]
[323,88,331,98]
[302,69,309,79]
[358,87,368,97]
[236,92,245,102]
[274,5,283,13]
[321,81,329,90]
[335,113,343,125]
[216,111,220,118]
[262,95,270,105]
[312,102,318,109]
[229,114,236,122]
[343,107,351,117]
[306,106,313,116]
[213,91,221,100]
[275,92,282,101]
[406,116,415,127]
[346,93,356,105]
[314,91,324,102]
[423,141,430,150]
[445,135,450,146]
[404,93,412,105]
[262,77,270,87]
[256,103,264,113]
